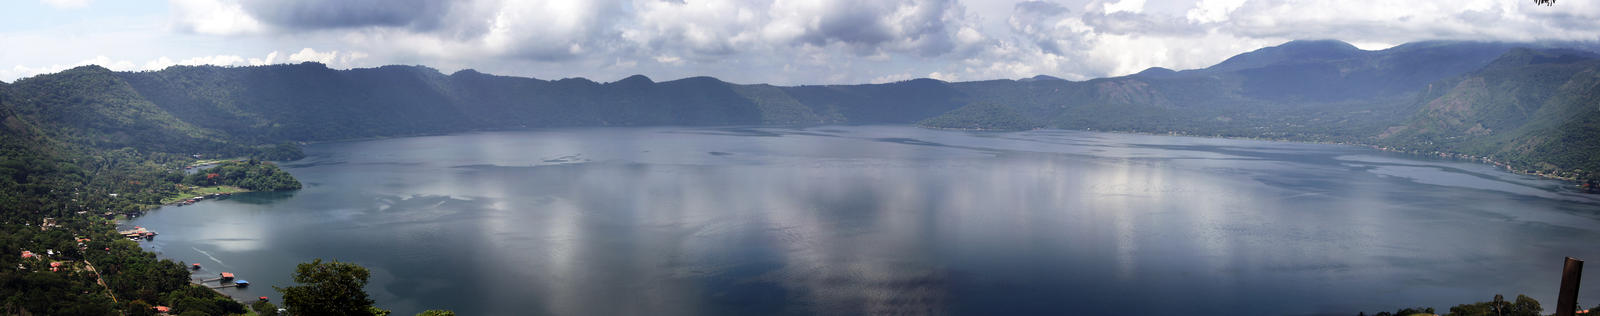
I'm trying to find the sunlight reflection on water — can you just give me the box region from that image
[127,126,1600,315]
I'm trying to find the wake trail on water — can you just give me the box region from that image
[193,247,229,268]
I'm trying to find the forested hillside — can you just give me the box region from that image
[0,66,299,315]
[3,40,1596,184]
[1379,48,1600,179]
[0,99,273,314]
[3,40,1596,183]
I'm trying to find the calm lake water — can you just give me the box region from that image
[125,126,1600,315]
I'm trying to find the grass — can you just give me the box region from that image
[190,158,244,167]
[159,185,251,204]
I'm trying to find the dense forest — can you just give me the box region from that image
[183,160,301,192]
[3,39,1600,313]
[0,75,302,313]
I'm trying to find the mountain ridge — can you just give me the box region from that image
[4,39,1599,181]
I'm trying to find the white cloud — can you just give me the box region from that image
[1219,0,1600,43]
[926,71,958,81]
[286,48,332,64]
[169,0,265,35]
[479,1,621,60]
[248,51,281,66]
[623,0,765,58]
[652,55,684,65]
[1186,0,1247,23]
[286,48,368,66]
[1103,0,1146,14]
[7,0,1600,85]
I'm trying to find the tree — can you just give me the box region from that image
[125,300,156,316]
[1446,294,1542,316]
[1534,0,1555,6]
[416,310,457,316]
[251,300,280,316]
[276,259,377,316]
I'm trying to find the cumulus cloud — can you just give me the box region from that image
[1081,11,1201,36]
[1217,0,1600,44]
[238,0,455,31]
[770,0,980,57]
[1185,0,1246,23]
[8,0,1598,84]
[286,48,369,66]
[485,1,625,60]
[287,48,336,63]
[1101,0,1145,14]
[162,0,987,76]
[1008,1,1096,56]
[170,0,265,35]
[624,0,767,59]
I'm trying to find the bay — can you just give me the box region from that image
[125,125,1600,315]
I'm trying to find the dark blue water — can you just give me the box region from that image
[125,126,1600,315]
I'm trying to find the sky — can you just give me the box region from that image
[2,0,1597,85]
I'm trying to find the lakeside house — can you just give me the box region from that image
[119,227,157,240]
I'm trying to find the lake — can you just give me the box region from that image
[124,125,1600,315]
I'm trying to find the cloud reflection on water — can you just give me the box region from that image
[127,126,1600,315]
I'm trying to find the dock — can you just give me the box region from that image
[208,280,249,289]
[118,227,157,240]
[169,192,234,206]
[198,272,235,283]
[192,272,249,298]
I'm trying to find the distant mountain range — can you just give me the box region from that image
[2,39,1598,181]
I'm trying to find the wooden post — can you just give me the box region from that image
[1557,257,1583,316]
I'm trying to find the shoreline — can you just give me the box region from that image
[258,123,1598,192]
[160,186,251,206]
[916,123,1596,191]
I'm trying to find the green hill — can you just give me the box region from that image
[3,41,1596,182]
[2,41,1598,184]
[1379,48,1600,178]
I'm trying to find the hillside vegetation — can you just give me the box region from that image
[4,41,1598,183]
[1378,48,1600,178]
